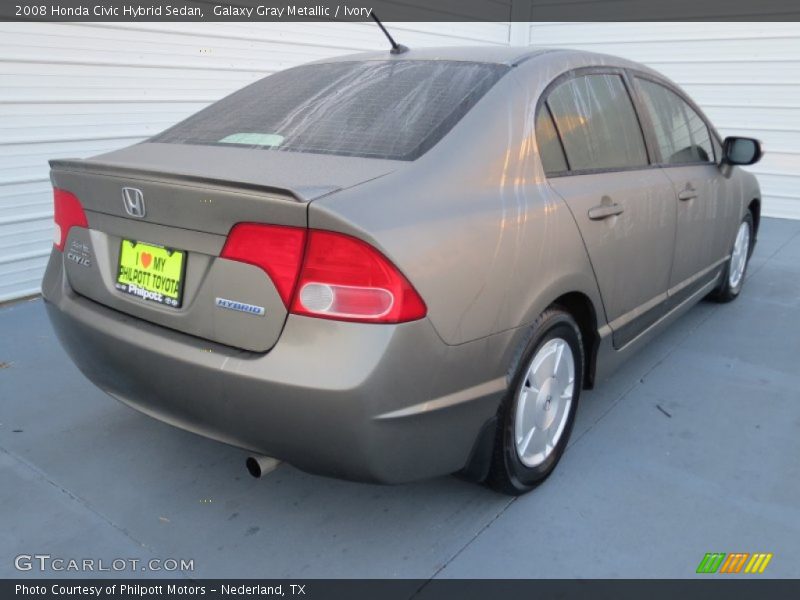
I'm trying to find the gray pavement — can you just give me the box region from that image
[1,217,799,580]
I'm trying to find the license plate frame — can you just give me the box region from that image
[115,239,187,308]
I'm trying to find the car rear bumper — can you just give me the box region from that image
[42,252,507,483]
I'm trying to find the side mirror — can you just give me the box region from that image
[723,136,763,166]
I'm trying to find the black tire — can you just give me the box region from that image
[710,212,754,303]
[487,308,584,496]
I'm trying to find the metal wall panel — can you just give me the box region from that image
[527,22,800,220]
[0,21,510,302]
[3,21,796,302]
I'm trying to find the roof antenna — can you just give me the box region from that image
[371,13,409,55]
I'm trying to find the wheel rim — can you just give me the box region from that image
[728,221,750,289]
[514,338,575,468]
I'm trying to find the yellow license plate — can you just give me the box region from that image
[115,240,186,308]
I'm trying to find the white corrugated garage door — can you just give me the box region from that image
[2,21,798,303]
[0,20,511,302]
[527,23,800,221]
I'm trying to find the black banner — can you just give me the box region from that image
[3,0,800,22]
[5,580,800,600]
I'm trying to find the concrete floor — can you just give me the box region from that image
[1,217,799,580]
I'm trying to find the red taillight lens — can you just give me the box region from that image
[291,230,427,323]
[53,188,88,252]
[220,224,427,324]
[220,223,307,306]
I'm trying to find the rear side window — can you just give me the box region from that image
[636,78,715,164]
[151,60,509,161]
[535,108,568,173]
[545,74,648,171]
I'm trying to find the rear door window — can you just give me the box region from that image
[535,107,568,173]
[545,74,648,172]
[635,78,715,164]
[151,60,509,161]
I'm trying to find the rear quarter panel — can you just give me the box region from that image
[310,56,610,347]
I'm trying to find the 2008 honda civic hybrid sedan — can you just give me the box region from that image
[42,46,762,495]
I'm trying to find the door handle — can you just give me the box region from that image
[588,202,624,220]
[678,187,698,201]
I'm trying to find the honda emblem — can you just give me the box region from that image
[122,187,146,218]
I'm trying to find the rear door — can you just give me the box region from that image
[539,71,678,347]
[632,76,737,291]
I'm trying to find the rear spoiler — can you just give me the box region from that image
[49,158,339,203]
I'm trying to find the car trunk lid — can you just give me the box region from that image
[50,144,401,352]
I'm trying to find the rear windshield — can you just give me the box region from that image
[151,60,509,161]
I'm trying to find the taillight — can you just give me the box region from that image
[220,224,426,324]
[291,230,427,323]
[220,223,306,306]
[53,188,88,252]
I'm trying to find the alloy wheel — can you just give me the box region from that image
[514,338,575,468]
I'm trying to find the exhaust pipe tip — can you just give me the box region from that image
[246,455,281,478]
